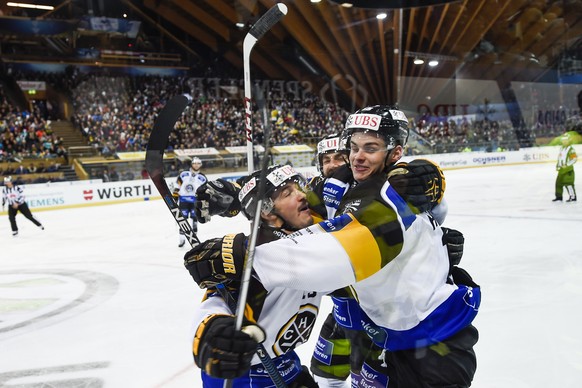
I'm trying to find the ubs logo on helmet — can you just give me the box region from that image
[346,114,381,131]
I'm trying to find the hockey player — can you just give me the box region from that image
[308,133,350,220]
[2,176,44,236]
[553,133,577,202]
[312,133,349,185]
[186,105,479,387]
[174,157,207,247]
[190,165,319,388]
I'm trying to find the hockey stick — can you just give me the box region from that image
[145,94,287,388]
[145,94,200,247]
[243,2,288,173]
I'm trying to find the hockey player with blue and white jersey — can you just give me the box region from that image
[186,106,480,387]
[174,157,207,247]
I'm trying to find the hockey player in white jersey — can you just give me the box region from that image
[189,165,320,388]
[174,157,207,247]
[186,105,479,387]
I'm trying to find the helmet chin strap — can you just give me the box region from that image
[269,208,300,232]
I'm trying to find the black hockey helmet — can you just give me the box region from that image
[316,133,348,174]
[238,165,307,220]
[340,105,410,151]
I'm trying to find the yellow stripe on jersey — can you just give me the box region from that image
[331,213,382,282]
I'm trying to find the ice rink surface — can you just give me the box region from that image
[1,162,581,388]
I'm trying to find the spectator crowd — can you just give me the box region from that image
[1,69,577,179]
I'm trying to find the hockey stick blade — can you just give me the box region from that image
[145,94,199,247]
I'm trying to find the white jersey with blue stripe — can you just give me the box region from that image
[251,180,480,351]
[176,170,207,202]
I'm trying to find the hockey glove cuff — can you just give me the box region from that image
[193,314,265,379]
[184,233,247,288]
[387,159,446,213]
[195,179,242,223]
[442,227,464,267]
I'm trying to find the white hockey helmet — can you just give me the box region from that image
[191,157,202,171]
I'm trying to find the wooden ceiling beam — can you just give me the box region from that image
[428,3,450,52]
[318,2,372,104]
[203,0,238,22]
[436,1,466,56]
[258,0,365,107]
[292,1,380,104]
[378,17,391,103]
[172,0,230,41]
[135,0,204,57]
[338,6,380,105]
[448,0,486,54]
[358,8,383,104]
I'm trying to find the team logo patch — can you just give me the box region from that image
[424,178,441,202]
[266,165,298,187]
[274,304,318,355]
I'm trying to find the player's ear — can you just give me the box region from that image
[387,145,404,166]
[261,210,280,227]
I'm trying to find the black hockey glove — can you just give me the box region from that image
[195,179,242,223]
[193,314,266,379]
[289,366,319,388]
[184,233,247,288]
[387,159,446,213]
[442,227,464,267]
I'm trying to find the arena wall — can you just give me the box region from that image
[1,145,579,214]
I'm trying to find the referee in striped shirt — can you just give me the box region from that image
[2,176,44,236]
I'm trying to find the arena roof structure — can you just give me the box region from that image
[1,0,581,108]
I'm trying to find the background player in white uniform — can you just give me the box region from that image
[174,157,207,247]
[188,165,320,388]
[2,176,44,236]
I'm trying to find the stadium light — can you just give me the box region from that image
[7,2,54,10]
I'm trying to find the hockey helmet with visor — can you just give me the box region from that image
[238,165,308,220]
[340,105,410,153]
[316,133,349,174]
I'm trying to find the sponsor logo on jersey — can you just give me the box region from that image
[312,337,334,365]
[319,213,353,233]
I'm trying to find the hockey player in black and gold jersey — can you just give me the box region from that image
[186,105,479,387]
[190,165,320,388]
